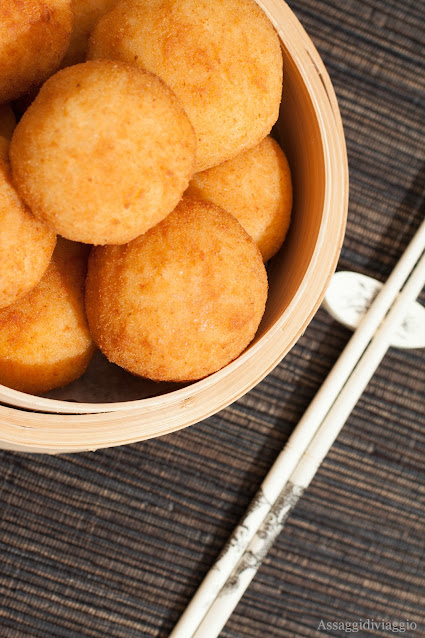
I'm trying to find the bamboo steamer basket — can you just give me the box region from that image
[0,0,348,453]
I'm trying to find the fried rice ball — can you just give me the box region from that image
[9,60,197,245]
[88,0,283,171]
[86,197,268,382]
[62,0,119,67]
[0,238,95,394]
[0,0,73,104]
[186,136,293,262]
[0,155,56,310]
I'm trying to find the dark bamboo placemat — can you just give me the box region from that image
[1,1,424,636]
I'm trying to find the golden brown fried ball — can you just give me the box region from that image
[9,60,197,245]
[186,136,293,262]
[0,238,95,394]
[62,0,119,67]
[88,0,283,171]
[0,155,56,310]
[0,0,73,104]
[86,197,268,382]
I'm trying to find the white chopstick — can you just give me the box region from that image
[169,217,425,638]
[190,244,425,638]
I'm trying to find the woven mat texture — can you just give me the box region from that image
[1,1,425,636]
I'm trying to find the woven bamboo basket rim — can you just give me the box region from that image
[0,0,348,452]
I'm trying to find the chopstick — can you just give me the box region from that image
[170,216,425,638]
[192,247,425,637]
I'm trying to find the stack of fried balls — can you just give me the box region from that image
[0,0,293,395]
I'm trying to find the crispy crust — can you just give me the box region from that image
[0,155,56,310]
[88,0,283,171]
[186,136,293,262]
[0,0,73,103]
[86,197,268,382]
[9,60,197,245]
[0,238,95,394]
[61,0,119,67]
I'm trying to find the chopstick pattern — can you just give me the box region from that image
[219,483,304,596]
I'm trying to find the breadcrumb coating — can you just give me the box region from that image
[10,60,197,245]
[0,238,95,394]
[0,0,73,103]
[86,197,268,382]
[88,0,282,171]
[186,136,292,262]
